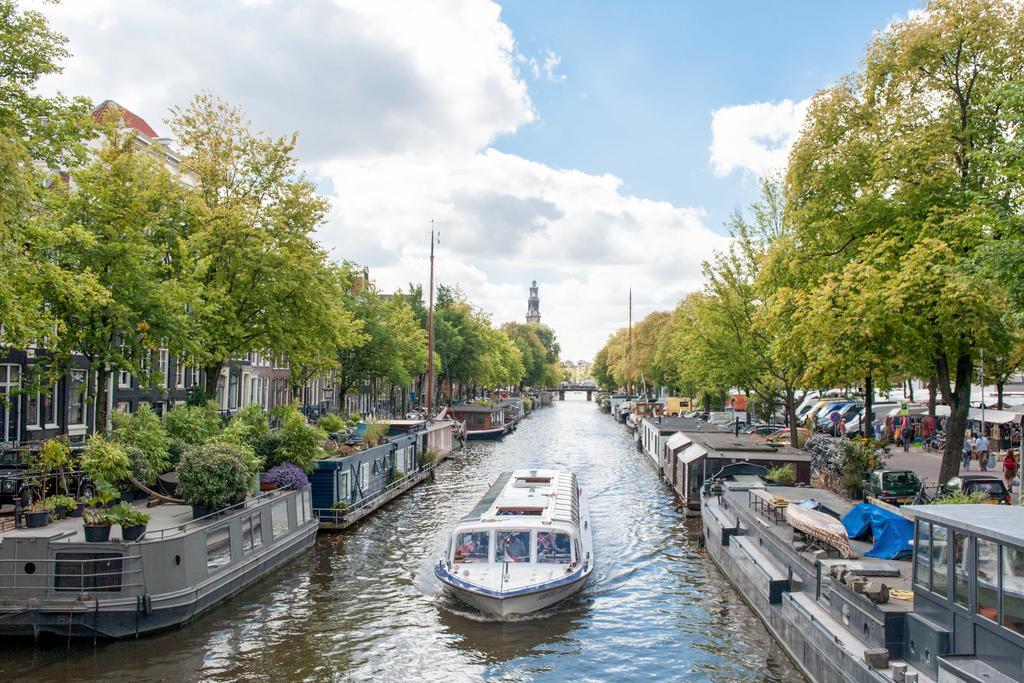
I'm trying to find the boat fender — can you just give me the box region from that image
[143,593,153,616]
[584,520,588,529]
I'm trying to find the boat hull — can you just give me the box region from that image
[465,426,507,440]
[437,565,590,618]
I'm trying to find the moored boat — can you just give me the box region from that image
[448,404,512,440]
[435,469,593,617]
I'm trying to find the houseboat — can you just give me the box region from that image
[625,401,663,435]
[311,427,425,530]
[435,469,593,618]
[448,403,511,440]
[637,416,727,470]
[0,487,316,639]
[662,431,810,514]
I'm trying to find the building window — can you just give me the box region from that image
[175,359,186,389]
[189,366,201,388]
[69,369,86,426]
[118,366,132,389]
[977,537,999,622]
[0,365,21,444]
[1002,545,1024,636]
[43,384,57,427]
[157,349,169,387]
[25,390,39,429]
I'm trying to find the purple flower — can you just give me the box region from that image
[265,463,309,489]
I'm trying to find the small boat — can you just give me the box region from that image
[785,503,851,558]
[435,469,593,617]
[448,404,512,440]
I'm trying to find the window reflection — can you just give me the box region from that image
[931,525,948,599]
[953,532,969,608]
[453,531,489,563]
[1002,545,1024,636]
[497,531,531,563]
[537,532,572,564]
[977,538,998,622]
[914,521,930,591]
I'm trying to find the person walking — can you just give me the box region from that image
[838,415,848,439]
[1003,451,1018,495]
[901,416,913,452]
[976,433,990,472]
[962,433,974,471]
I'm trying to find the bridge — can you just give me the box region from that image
[541,385,600,401]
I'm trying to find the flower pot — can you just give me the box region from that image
[71,503,87,518]
[259,481,279,492]
[83,524,112,542]
[53,508,67,520]
[26,511,50,528]
[122,524,147,542]
[191,505,215,519]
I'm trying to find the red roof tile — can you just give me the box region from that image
[91,100,159,139]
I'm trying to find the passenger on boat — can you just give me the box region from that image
[454,531,489,563]
[498,531,530,562]
[538,532,572,563]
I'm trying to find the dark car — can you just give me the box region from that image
[744,423,785,436]
[863,469,923,505]
[942,474,1012,505]
[0,450,93,506]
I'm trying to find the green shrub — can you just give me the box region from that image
[112,404,171,484]
[319,413,347,434]
[252,432,284,467]
[81,434,130,488]
[47,494,77,513]
[176,443,254,511]
[106,502,151,527]
[331,501,348,511]
[276,410,326,472]
[230,404,271,442]
[932,490,989,505]
[167,438,189,467]
[766,464,795,486]
[421,447,438,466]
[363,421,389,448]
[163,402,222,445]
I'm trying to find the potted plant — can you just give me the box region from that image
[80,434,131,494]
[263,463,309,490]
[72,496,89,517]
[25,501,51,528]
[47,495,77,519]
[176,443,254,519]
[82,507,113,542]
[108,502,150,541]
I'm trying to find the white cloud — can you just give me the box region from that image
[35,0,723,360]
[708,98,810,177]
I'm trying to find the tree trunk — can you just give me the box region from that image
[864,374,873,441]
[938,352,973,484]
[785,386,798,448]
[203,361,224,402]
[907,379,914,402]
[94,363,110,435]
[997,381,1005,410]
[928,376,937,417]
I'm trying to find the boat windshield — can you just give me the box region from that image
[537,531,572,564]
[496,531,531,563]
[453,531,490,563]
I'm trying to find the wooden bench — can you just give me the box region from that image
[749,488,788,524]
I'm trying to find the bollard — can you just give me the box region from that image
[891,663,906,682]
[903,672,918,683]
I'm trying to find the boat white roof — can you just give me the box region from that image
[460,469,580,528]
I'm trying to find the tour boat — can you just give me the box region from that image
[435,469,593,618]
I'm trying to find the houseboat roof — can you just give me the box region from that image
[904,504,1024,546]
[640,416,729,434]
[449,404,503,413]
[460,469,579,528]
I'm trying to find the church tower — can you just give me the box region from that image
[526,280,541,324]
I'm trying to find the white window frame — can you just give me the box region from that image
[189,366,201,388]
[175,359,185,389]
[158,348,169,387]
[43,383,58,429]
[358,462,369,490]
[68,369,87,428]
[25,389,40,430]
[118,366,132,389]
[337,470,350,501]
[0,365,21,444]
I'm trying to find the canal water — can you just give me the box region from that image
[3,396,803,682]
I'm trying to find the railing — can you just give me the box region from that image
[314,467,431,525]
[144,487,299,541]
[0,553,144,599]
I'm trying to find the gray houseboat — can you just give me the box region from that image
[0,487,317,638]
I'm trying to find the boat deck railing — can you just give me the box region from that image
[0,553,144,598]
[144,487,299,541]
[314,466,430,525]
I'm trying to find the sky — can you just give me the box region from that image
[32,0,920,361]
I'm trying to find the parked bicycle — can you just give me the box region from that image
[922,431,946,452]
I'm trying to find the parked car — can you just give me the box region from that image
[707,411,734,427]
[816,402,857,430]
[862,469,923,505]
[744,423,785,436]
[0,451,93,506]
[941,474,1012,505]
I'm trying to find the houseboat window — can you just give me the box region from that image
[206,527,232,573]
[537,532,572,564]
[953,532,969,608]
[272,500,290,538]
[242,513,263,552]
[54,552,123,592]
[497,531,531,563]
[358,462,370,491]
[977,538,999,622]
[930,525,949,599]
[914,521,930,591]
[337,471,351,502]
[1001,545,1024,636]
[301,490,311,524]
[453,531,490,563]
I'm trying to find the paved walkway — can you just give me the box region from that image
[885,443,1019,502]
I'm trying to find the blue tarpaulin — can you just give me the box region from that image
[842,503,914,560]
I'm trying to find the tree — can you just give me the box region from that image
[168,93,360,397]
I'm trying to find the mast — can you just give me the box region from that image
[628,288,633,395]
[427,225,436,419]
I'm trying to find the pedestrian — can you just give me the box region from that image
[838,415,847,439]
[977,432,990,471]
[962,433,973,471]
[873,419,882,442]
[901,417,913,452]
[1003,451,1018,494]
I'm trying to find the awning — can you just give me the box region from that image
[885,404,951,418]
[679,443,707,465]
[665,432,691,453]
[968,408,1021,425]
